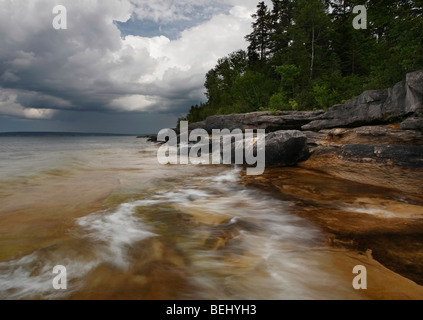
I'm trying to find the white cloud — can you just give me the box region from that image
[0,0,259,120]
[108,94,159,112]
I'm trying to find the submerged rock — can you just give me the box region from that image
[242,167,423,286]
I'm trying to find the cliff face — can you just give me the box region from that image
[188,69,423,194]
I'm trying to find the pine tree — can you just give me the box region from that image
[268,0,296,59]
[292,0,332,80]
[245,2,272,62]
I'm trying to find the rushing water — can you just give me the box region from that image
[0,136,421,300]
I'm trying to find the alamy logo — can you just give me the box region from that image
[157,121,266,176]
[352,265,367,290]
[353,5,367,30]
[52,5,67,30]
[52,265,67,290]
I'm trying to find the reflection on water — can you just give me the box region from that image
[0,137,422,300]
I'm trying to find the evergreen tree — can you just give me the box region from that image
[245,2,272,62]
[183,0,423,124]
[291,0,332,80]
[268,0,296,61]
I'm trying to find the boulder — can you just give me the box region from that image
[264,130,310,166]
[232,130,309,167]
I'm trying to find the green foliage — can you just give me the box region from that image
[289,99,299,111]
[269,91,289,110]
[232,71,278,111]
[183,0,423,126]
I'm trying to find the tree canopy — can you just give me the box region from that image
[184,0,423,123]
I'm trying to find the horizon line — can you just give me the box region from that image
[0,131,152,136]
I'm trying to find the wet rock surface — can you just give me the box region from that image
[243,167,423,286]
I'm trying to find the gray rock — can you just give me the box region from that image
[406,69,423,114]
[401,117,423,131]
[189,111,325,133]
[302,69,423,131]
[188,70,422,134]
[264,130,309,166]
[146,134,158,142]
[232,130,309,167]
[188,121,206,131]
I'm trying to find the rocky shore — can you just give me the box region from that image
[187,69,423,194]
[184,69,423,289]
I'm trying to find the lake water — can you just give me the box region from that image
[0,136,421,300]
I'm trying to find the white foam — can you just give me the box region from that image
[208,167,242,183]
[342,206,401,218]
[0,252,97,300]
[77,202,156,268]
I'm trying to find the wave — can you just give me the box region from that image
[77,204,156,269]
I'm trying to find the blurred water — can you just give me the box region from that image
[0,136,366,300]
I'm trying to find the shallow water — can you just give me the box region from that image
[0,136,421,300]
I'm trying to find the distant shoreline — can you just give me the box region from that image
[0,132,142,137]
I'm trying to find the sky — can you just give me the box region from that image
[0,0,267,134]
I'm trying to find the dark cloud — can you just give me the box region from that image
[0,0,258,133]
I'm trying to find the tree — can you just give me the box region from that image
[329,0,376,76]
[232,71,278,112]
[275,64,300,97]
[292,0,332,80]
[183,0,423,125]
[268,0,296,59]
[245,2,272,62]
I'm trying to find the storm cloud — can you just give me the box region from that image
[0,0,260,133]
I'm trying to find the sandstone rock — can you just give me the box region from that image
[242,167,423,286]
[323,126,423,145]
[341,144,423,168]
[301,148,423,195]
